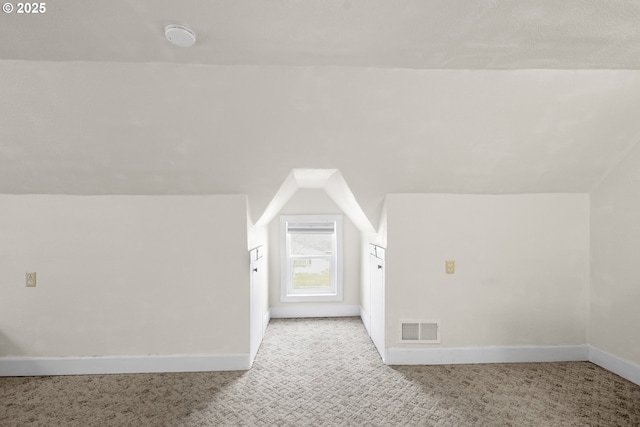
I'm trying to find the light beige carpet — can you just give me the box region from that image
[1,317,639,426]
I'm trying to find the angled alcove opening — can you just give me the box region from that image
[255,169,375,235]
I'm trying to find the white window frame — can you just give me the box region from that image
[280,214,343,303]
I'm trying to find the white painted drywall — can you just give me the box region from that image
[4,62,640,231]
[268,189,361,312]
[384,194,589,348]
[0,195,249,357]
[5,2,640,69]
[591,143,640,366]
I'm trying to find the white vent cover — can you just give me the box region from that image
[400,320,441,343]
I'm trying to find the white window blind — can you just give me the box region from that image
[286,222,335,234]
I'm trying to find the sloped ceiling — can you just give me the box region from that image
[254,169,374,234]
[2,1,640,224]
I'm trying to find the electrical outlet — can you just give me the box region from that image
[445,260,455,274]
[26,272,36,287]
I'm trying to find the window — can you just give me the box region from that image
[280,215,343,302]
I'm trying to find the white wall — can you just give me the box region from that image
[0,195,249,358]
[384,194,589,349]
[591,144,640,366]
[268,190,361,314]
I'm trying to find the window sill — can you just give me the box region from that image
[281,293,343,303]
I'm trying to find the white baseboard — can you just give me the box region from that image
[360,307,371,337]
[0,354,251,377]
[589,346,640,386]
[385,345,589,366]
[270,305,361,318]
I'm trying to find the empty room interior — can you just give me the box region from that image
[1,0,640,424]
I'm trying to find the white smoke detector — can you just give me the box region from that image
[165,25,196,47]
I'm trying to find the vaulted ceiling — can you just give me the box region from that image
[2,0,640,224]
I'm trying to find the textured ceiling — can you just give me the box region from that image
[2,1,640,224]
[2,0,640,68]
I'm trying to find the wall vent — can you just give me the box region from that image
[400,320,441,343]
